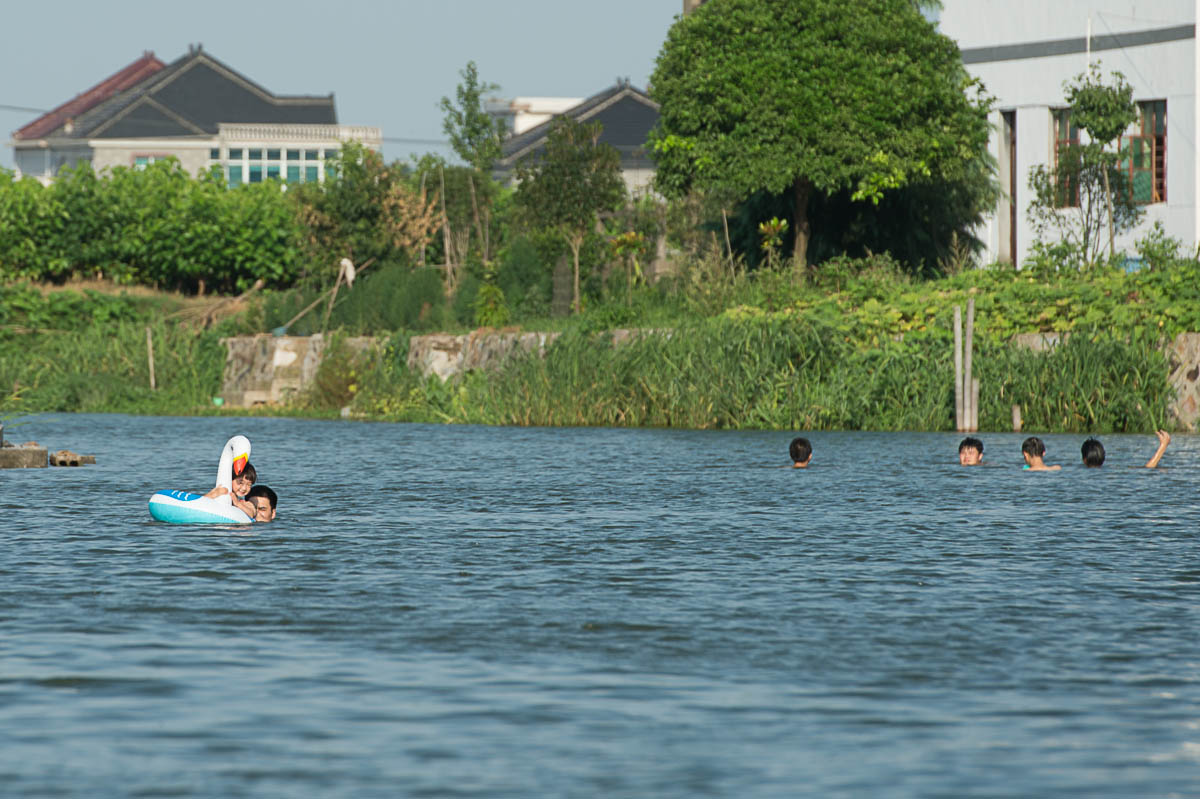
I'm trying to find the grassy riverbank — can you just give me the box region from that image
[0,254,1189,433]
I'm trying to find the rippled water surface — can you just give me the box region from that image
[2,414,1199,797]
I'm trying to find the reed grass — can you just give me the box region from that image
[349,319,1171,432]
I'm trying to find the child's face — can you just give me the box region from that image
[959,447,982,465]
[232,473,253,497]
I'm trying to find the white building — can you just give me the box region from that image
[9,46,380,186]
[486,97,584,137]
[939,1,1195,265]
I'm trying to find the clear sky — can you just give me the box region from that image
[0,0,684,171]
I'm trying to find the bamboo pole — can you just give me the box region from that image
[145,326,156,391]
[964,298,975,432]
[953,305,963,431]
[1012,404,1023,432]
[971,377,980,432]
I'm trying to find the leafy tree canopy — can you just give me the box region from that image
[513,117,625,312]
[649,0,993,266]
[1065,65,1137,147]
[440,61,506,174]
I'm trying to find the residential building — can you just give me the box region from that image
[939,1,1195,265]
[9,45,380,186]
[485,97,584,137]
[493,80,660,193]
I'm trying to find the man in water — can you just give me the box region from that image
[1021,436,1061,471]
[1081,430,1171,468]
[789,436,812,468]
[247,485,277,522]
[958,437,984,466]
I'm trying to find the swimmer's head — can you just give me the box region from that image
[1081,438,1105,468]
[789,436,812,467]
[958,437,983,465]
[1021,436,1046,459]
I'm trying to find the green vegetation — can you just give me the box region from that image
[649,0,995,270]
[0,19,1192,433]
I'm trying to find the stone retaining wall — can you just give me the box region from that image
[219,334,377,407]
[1167,333,1200,430]
[406,330,562,382]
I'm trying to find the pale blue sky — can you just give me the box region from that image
[0,0,683,170]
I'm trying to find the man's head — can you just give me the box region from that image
[231,462,257,498]
[789,436,812,467]
[1081,437,1106,468]
[958,437,984,465]
[246,484,277,522]
[1022,436,1046,461]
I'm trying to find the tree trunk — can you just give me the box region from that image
[1101,164,1115,260]
[467,173,488,264]
[792,177,812,273]
[569,234,583,314]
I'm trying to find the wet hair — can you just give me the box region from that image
[247,484,277,511]
[789,436,812,464]
[958,437,983,456]
[1081,438,1106,467]
[1021,436,1046,458]
[235,462,257,485]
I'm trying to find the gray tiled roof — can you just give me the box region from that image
[39,47,336,140]
[498,82,659,171]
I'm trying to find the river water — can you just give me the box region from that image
[1,414,1198,797]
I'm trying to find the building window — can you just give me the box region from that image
[305,165,319,183]
[1051,108,1079,207]
[1120,100,1166,204]
[133,154,169,170]
[228,165,243,187]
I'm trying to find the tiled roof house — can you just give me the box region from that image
[10,45,380,186]
[493,80,660,193]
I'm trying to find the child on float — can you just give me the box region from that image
[204,461,258,518]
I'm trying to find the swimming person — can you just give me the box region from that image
[1082,430,1171,468]
[789,437,812,468]
[1021,437,1061,471]
[958,437,984,466]
[1081,438,1106,468]
[1144,430,1171,468]
[246,485,277,522]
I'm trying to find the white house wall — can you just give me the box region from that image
[940,1,1196,265]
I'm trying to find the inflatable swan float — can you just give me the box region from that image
[148,435,253,524]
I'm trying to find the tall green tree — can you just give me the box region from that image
[1064,65,1138,258]
[514,117,625,314]
[649,0,993,270]
[440,61,506,174]
[439,62,507,265]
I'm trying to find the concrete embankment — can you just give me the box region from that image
[218,331,1200,431]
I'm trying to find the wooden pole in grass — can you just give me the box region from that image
[971,377,980,433]
[145,326,156,391]
[964,298,975,431]
[953,305,963,431]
